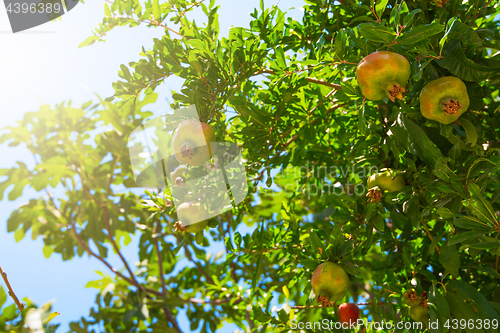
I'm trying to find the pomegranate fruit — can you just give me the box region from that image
[367,168,405,192]
[356,51,411,102]
[176,201,208,233]
[173,119,215,166]
[170,164,188,186]
[403,289,422,308]
[311,262,350,306]
[420,76,470,125]
[409,304,429,323]
[338,303,360,326]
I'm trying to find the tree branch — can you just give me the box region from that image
[183,245,215,284]
[104,0,185,38]
[102,204,143,290]
[153,222,182,332]
[0,265,25,312]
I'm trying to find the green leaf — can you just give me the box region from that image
[173,238,186,255]
[439,240,460,278]
[448,280,500,332]
[447,143,461,161]
[444,292,483,333]
[275,46,286,68]
[459,118,478,146]
[104,3,111,17]
[402,9,421,27]
[445,21,483,56]
[390,113,445,167]
[428,283,450,333]
[453,216,494,231]
[357,23,396,44]
[79,36,99,48]
[282,286,290,299]
[436,207,454,219]
[468,242,500,250]
[397,22,444,45]
[153,0,162,22]
[0,286,6,308]
[43,245,54,258]
[436,41,500,81]
[467,183,498,226]
[358,103,366,135]
[467,158,500,179]
[251,255,263,293]
[448,230,487,245]
[375,0,389,19]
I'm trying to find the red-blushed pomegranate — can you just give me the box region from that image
[311,262,350,307]
[356,51,411,102]
[338,303,360,326]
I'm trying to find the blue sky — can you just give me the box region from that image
[0,0,305,331]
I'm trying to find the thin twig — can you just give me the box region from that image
[305,77,342,89]
[422,220,440,254]
[246,311,256,332]
[183,244,215,284]
[291,302,392,309]
[162,308,183,333]
[185,297,240,305]
[155,222,168,297]
[307,88,337,117]
[253,68,342,89]
[0,265,25,312]
[102,204,143,290]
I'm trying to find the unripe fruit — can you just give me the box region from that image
[338,303,360,326]
[173,120,215,166]
[356,51,411,102]
[367,168,405,192]
[420,76,470,125]
[170,165,188,186]
[409,304,429,323]
[176,201,208,233]
[311,262,350,306]
[403,289,422,308]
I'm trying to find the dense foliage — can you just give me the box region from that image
[1,0,500,332]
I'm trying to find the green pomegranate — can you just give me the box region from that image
[176,201,208,233]
[403,289,422,308]
[356,51,411,102]
[170,165,187,186]
[410,304,429,323]
[420,76,470,125]
[173,120,215,166]
[311,262,350,306]
[367,168,405,192]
